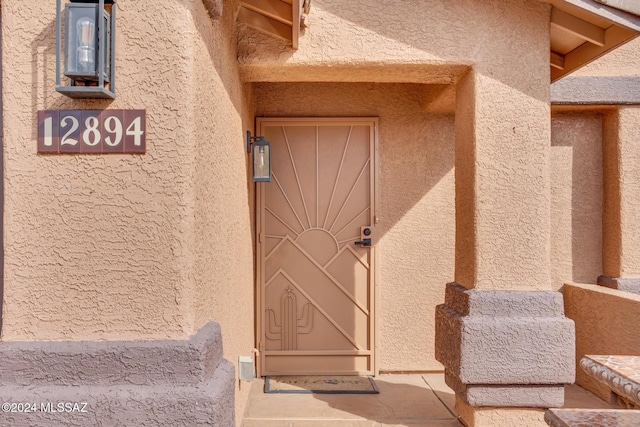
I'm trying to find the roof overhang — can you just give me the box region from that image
[236,0,640,83]
[593,0,640,17]
[237,0,310,49]
[550,0,640,81]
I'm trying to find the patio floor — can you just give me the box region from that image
[241,373,613,427]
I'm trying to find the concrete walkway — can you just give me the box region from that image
[241,373,614,427]
[241,373,463,427]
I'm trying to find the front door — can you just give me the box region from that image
[256,118,378,376]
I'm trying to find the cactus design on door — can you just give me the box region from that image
[256,118,378,376]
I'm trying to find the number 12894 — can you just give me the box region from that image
[38,110,146,154]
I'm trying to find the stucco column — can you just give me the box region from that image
[599,107,640,295]
[436,70,575,426]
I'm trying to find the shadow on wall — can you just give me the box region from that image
[282,0,548,102]
[253,82,455,247]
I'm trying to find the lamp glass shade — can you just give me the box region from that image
[252,141,271,182]
[64,3,110,82]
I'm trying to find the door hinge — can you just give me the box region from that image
[259,232,264,243]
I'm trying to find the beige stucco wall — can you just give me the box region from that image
[239,0,549,86]
[3,0,255,419]
[253,82,455,371]
[4,0,188,341]
[602,107,640,278]
[2,0,254,415]
[564,283,640,401]
[550,113,603,288]
[573,11,640,279]
[189,1,255,419]
[241,0,552,293]
[453,40,551,291]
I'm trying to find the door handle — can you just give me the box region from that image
[354,238,372,247]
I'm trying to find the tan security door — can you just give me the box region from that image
[257,118,378,376]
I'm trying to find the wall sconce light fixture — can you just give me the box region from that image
[247,131,272,182]
[56,0,116,99]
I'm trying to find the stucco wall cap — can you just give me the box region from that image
[566,281,640,301]
[551,76,640,104]
[0,322,225,387]
[444,282,565,317]
[597,275,640,295]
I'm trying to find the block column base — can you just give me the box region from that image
[435,283,575,408]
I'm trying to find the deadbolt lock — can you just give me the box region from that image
[354,226,373,247]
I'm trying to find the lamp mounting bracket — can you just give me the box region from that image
[247,131,266,153]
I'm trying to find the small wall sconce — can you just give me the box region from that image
[247,131,272,182]
[56,0,116,99]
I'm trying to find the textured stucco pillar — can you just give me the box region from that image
[599,107,640,295]
[436,68,575,426]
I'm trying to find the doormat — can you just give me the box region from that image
[264,375,379,394]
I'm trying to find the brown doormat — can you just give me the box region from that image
[264,375,379,394]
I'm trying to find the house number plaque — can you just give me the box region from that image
[37,110,146,154]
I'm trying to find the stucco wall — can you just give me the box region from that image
[3,0,254,419]
[602,107,640,278]
[3,0,189,341]
[453,46,550,291]
[239,0,549,87]
[241,0,552,292]
[188,0,255,420]
[2,0,254,376]
[550,113,603,288]
[253,82,455,371]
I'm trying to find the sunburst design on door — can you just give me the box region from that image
[264,125,371,264]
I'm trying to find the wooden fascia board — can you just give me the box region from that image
[551,26,638,81]
[238,6,293,43]
[292,0,301,49]
[551,7,606,46]
[551,51,566,69]
[240,0,293,25]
